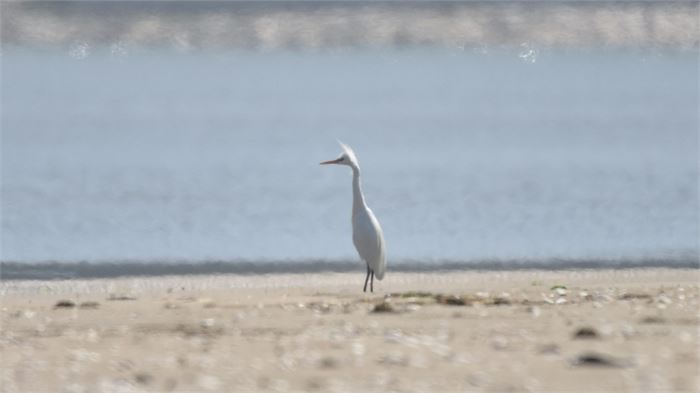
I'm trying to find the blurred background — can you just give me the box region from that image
[1,1,698,268]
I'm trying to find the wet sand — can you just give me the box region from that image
[1,268,698,392]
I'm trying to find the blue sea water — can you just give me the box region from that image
[1,48,698,271]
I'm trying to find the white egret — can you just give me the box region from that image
[321,142,386,292]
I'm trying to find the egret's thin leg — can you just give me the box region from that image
[370,270,374,293]
[363,265,370,292]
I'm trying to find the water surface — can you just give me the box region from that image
[2,49,698,267]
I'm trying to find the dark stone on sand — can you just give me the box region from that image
[134,372,154,385]
[619,293,653,300]
[372,302,396,313]
[571,352,628,368]
[318,356,338,369]
[640,316,666,324]
[79,301,100,309]
[108,295,137,301]
[53,300,75,309]
[491,297,511,306]
[573,326,599,339]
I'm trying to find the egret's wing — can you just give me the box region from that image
[352,209,386,280]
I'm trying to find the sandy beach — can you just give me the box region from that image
[1,268,698,392]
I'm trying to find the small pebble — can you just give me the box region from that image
[108,295,137,301]
[657,295,672,304]
[571,352,628,368]
[491,336,508,350]
[527,306,541,318]
[491,297,511,306]
[372,302,395,313]
[573,326,599,339]
[619,293,652,300]
[318,356,338,369]
[134,372,154,385]
[54,300,75,309]
[200,318,215,328]
[640,316,666,324]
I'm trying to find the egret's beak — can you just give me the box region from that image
[320,158,342,165]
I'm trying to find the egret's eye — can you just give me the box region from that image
[339,157,344,161]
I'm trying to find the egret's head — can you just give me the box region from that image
[320,142,359,169]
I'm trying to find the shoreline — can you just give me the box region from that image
[2,258,697,281]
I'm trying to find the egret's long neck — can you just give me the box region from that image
[351,166,366,216]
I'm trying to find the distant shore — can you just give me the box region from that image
[2,2,698,50]
[1,269,698,392]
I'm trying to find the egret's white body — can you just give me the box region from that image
[321,143,386,292]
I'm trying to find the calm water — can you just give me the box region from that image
[2,49,698,267]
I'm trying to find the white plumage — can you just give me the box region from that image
[321,142,386,292]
